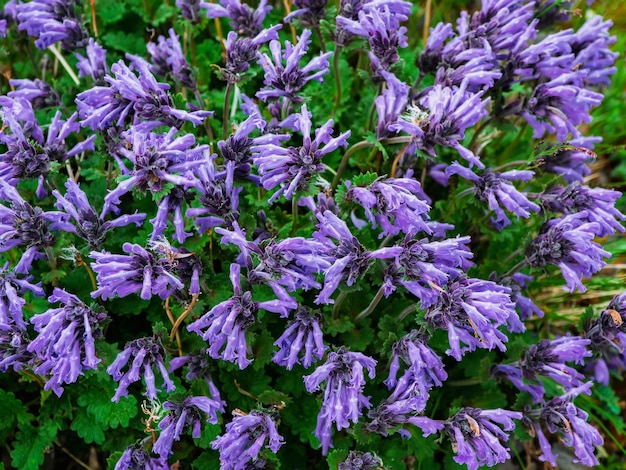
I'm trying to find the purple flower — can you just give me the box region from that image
[252,104,350,202]
[201,0,271,38]
[521,72,603,141]
[107,336,176,402]
[343,174,431,237]
[424,275,517,360]
[0,263,44,329]
[221,27,282,83]
[304,348,377,455]
[103,126,208,214]
[539,182,625,237]
[115,441,169,470]
[273,306,326,369]
[27,288,107,396]
[151,187,193,244]
[338,451,383,470]
[153,396,224,458]
[441,408,522,470]
[256,30,332,102]
[384,233,473,306]
[75,38,108,84]
[90,242,184,301]
[187,263,294,369]
[16,0,89,50]
[493,336,591,402]
[7,78,61,109]
[0,324,34,372]
[147,29,196,89]
[176,0,203,24]
[0,180,68,274]
[149,239,203,296]
[0,98,96,197]
[570,15,618,86]
[53,178,145,249]
[186,159,242,233]
[524,382,603,467]
[212,408,284,470]
[375,70,409,139]
[525,213,610,293]
[313,210,402,304]
[384,331,447,412]
[169,349,226,405]
[498,273,544,321]
[336,6,407,77]
[335,0,411,46]
[447,162,540,228]
[392,82,490,168]
[76,59,209,131]
[286,0,328,28]
[537,136,598,184]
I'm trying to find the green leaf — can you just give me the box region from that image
[152,3,176,25]
[106,451,124,470]
[71,407,106,444]
[11,420,59,470]
[96,0,127,24]
[102,31,146,55]
[76,372,139,429]
[327,449,349,469]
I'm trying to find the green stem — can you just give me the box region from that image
[502,259,529,279]
[332,290,349,320]
[366,83,383,132]
[355,285,386,321]
[222,81,233,140]
[291,197,298,235]
[467,118,492,152]
[314,26,327,53]
[195,88,214,141]
[332,45,342,115]
[331,140,374,192]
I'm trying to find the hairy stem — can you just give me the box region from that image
[222,81,233,140]
[332,45,342,116]
[331,140,374,192]
[355,285,386,321]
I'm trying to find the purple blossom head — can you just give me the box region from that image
[75,38,108,84]
[539,182,625,237]
[256,29,332,102]
[286,0,328,28]
[525,213,610,293]
[343,174,431,237]
[304,348,377,454]
[222,26,282,83]
[8,78,61,109]
[115,441,169,470]
[16,0,89,50]
[392,82,490,168]
[187,263,294,369]
[273,306,326,369]
[524,382,603,467]
[202,0,271,38]
[252,104,350,203]
[106,336,176,401]
[169,348,225,405]
[447,162,540,228]
[147,29,196,89]
[375,71,409,139]
[338,451,383,470]
[441,407,522,470]
[153,396,225,458]
[90,242,185,301]
[53,178,146,249]
[151,186,194,244]
[313,210,402,304]
[0,263,44,329]
[149,239,203,296]
[27,288,107,396]
[335,0,411,47]
[498,273,544,321]
[176,0,203,24]
[211,408,284,470]
[537,137,598,184]
[570,15,618,87]
[76,59,209,131]
[0,323,34,372]
[424,275,517,360]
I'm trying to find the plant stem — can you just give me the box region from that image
[332,290,348,320]
[195,88,214,141]
[398,304,416,321]
[331,140,374,192]
[291,196,298,235]
[355,285,386,321]
[366,83,383,132]
[422,0,433,45]
[48,45,80,86]
[164,297,183,357]
[54,441,93,470]
[222,81,233,140]
[332,45,342,115]
[502,259,529,279]
[468,118,492,152]
[314,26,327,53]
[169,294,199,343]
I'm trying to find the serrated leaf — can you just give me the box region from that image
[327,449,349,469]
[71,407,106,444]
[11,420,59,470]
[106,451,124,470]
[257,390,292,408]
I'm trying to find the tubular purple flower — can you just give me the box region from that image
[0,263,44,329]
[154,396,224,458]
[499,273,544,321]
[447,162,540,228]
[221,26,282,83]
[27,288,107,396]
[424,275,517,360]
[115,441,169,470]
[187,263,294,369]
[75,38,108,84]
[103,126,208,215]
[256,30,332,102]
[176,0,203,24]
[313,210,402,304]
[375,70,409,139]
[169,349,226,407]
[76,59,209,131]
[273,306,326,369]
[201,0,271,37]
[7,78,61,109]
[392,81,490,168]
[147,29,196,89]
[90,242,184,301]
[53,178,146,249]
[524,382,603,467]
[211,408,284,470]
[252,104,350,202]
[304,348,377,455]
[525,212,610,293]
[537,136,598,184]
[539,182,625,237]
[107,336,175,402]
[338,451,383,470]
[151,187,193,244]
[570,15,618,86]
[441,407,522,470]
[286,0,328,28]
[0,324,33,372]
